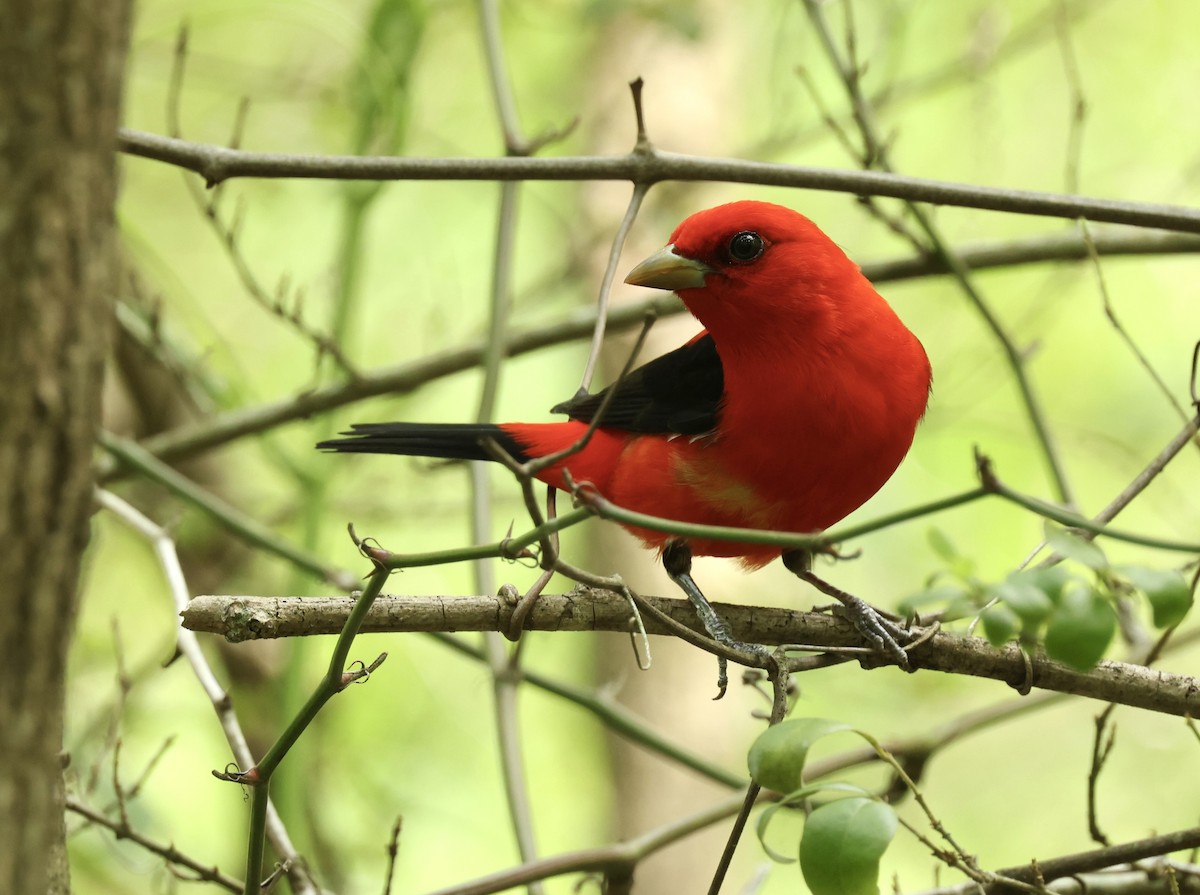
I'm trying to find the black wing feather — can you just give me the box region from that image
[317,423,531,463]
[551,333,723,435]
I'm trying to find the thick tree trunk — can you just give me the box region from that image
[0,3,131,892]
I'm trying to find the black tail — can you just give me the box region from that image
[316,423,531,463]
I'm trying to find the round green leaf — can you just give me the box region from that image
[991,576,1054,623]
[1044,583,1116,670]
[1020,566,1075,604]
[1120,566,1194,628]
[980,602,1020,646]
[800,797,897,895]
[748,719,851,794]
[754,782,873,865]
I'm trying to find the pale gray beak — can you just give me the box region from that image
[624,244,712,291]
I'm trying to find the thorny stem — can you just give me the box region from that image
[233,556,391,893]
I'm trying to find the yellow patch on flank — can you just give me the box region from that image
[669,454,773,526]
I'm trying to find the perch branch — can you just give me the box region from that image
[181,591,1200,718]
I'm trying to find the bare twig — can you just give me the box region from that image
[93,490,319,895]
[99,430,356,589]
[218,547,392,893]
[1087,707,1117,846]
[166,26,357,375]
[1082,220,1192,421]
[381,816,403,895]
[707,664,790,895]
[802,0,1075,504]
[419,791,759,895]
[116,128,1200,234]
[911,826,1200,895]
[1056,0,1089,195]
[66,797,243,892]
[471,8,593,883]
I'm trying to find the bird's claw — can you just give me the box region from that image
[837,594,913,670]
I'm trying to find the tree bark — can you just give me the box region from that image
[0,3,131,892]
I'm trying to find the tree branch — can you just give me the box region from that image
[117,128,1200,233]
[181,591,1200,717]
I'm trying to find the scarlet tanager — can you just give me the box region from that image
[320,201,932,669]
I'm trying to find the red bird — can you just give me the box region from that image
[321,201,931,666]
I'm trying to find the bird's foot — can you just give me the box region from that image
[782,550,914,671]
[827,591,912,670]
[663,541,770,698]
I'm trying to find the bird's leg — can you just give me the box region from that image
[662,540,770,697]
[781,549,912,670]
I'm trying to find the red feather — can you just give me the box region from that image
[322,201,931,568]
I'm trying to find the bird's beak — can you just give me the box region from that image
[624,245,712,291]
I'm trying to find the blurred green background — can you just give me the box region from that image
[73,1,1200,892]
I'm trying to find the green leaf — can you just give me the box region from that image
[1023,565,1075,603]
[980,602,1020,646]
[748,719,850,794]
[754,782,873,865]
[800,797,897,895]
[1043,521,1109,570]
[991,576,1054,623]
[1120,566,1194,628]
[1044,583,1116,669]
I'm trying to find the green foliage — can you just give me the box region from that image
[1043,581,1117,670]
[1119,565,1194,628]
[907,527,1193,668]
[978,600,1019,645]
[747,717,850,795]
[800,797,898,895]
[748,719,899,895]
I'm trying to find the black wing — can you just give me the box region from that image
[551,333,723,435]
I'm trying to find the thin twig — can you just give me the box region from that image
[165,25,357,375]
[802,0,1075,505]
[1087,707,1116,846]
[220,551,392,893]
[472,9,566,885]
[93,489,319,895]
[381,816,403,895]
[1082,220,1192,421]
[419,791,760,895]
[115,128,1200,234]
[66,797,243,893]
[98,430,356,589]
[707,663,791,895]
[579,183,650,392]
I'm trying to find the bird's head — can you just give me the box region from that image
[624,201,869,349]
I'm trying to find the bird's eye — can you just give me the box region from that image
[727,231,764,263]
